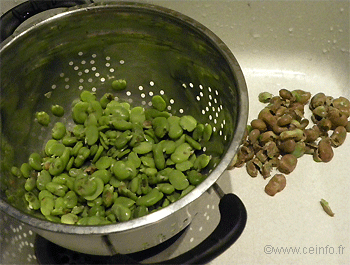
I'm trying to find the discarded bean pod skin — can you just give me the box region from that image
[251,119,267,132]
[265,174,286,196]
[320,198,334,217]
[277,139,296,154]
[310,92,327,109]
[316,138,334,162]
[330,126,347,147]
[277,154,297,174]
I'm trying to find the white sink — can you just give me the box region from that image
[154,1,349,265]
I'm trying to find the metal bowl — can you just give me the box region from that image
[0,1,248,255]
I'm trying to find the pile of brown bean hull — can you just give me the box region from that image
[231,89,350,196]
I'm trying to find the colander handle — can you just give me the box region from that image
[0,0,93,43]
[162,193,247,264]
[121,192,247,264]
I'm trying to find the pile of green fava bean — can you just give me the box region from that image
[13,90,213,225]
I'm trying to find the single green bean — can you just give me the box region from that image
[51,104,65,117]
[36,111,50,126]
[168,169,189,190]
[112,79,127,91]
[180,115,197,132]
[112,204,131,222]
[151,95,167,111]
[25,192,40,210]
[52,122,66,140]
[28,152,42,171]
[136,188,164,207]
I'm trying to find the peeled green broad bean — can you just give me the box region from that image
[36,111,50,126]
[60,147,71,168]
[102,185,114,207]
[45,139,65,157]
[46,182,68,197]
[175,160,193,172]
[85,125,99,145]
[153,143,165,170]
[88,205,105,217]
[192,124,204,141]
[114,197,135,208]
[40,196,55,216]
[91,169,112,184]
[25,176,37,191]
[179,185,195,199]
[25,192,40,210]
[167,116,183,139]
[112,204,131,222]
[62,135,78,147]
[111,119,133,131]
[112,79,127,91]
[129,176,141,194]
[38,190,53,200]
[145,108,170,120]
[52,122,66,140]
[203,124,213,141]
[61,213,79,224]
[74,146,90,167]
[166,192,180,203]
[74,175,97,197]
[83,177,104,201]
[71,205,85,215]
[160,140,176,155]
[133,205,149,218]
[130,106,146,124]
[128,152,141,168]
[92,145,104,163]
[49,157,65,176]
[133,141,153,154]
[187,170,205,186]
[80,90,96,102]
[152,117,169,138]
[51,104,65,117]
[157,183,175,195]
[95,156,113,170]
[72,101,89,124]
[136,188,164,207]
[168,169,189,190]
[28,152,42,171]
[73,125,85,140]
[63,190,78,208]
[193,154,211,170]
[71,141,84,156]
[113,160,137,180]
[141,156,155,168]
[171,143,193,164]
[151,95,167,111]
[11,166,22,177]
[115,131,132,149]
[20,163,33,178]
[185,135,201,150]
[179,115,197,132]
[118,185,138,201]
[100,93,114,108]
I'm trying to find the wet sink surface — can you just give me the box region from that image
[1,1,349,264]
[155,1,349,265]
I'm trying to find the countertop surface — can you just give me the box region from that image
[1,1,349,265]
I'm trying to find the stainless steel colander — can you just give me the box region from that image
[0,1,248,258]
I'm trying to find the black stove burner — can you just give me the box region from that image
[35,228,187,265]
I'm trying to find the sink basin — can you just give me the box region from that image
[156,1,349,264]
